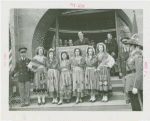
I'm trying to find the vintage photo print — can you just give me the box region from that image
[1,1,150,121]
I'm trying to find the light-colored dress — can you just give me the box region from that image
[46,57,59,98]
[59,60,72,100]
[71,56,86,97]
[85,55,97,95]
[32,55,47,93]
[96,52,115,91]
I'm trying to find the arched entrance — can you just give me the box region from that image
[32,9,132,57]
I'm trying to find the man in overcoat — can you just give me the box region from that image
[118,37,130,104]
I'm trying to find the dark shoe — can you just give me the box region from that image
[42,102,46,105]
[89,99,92,102]
[24,104,29,107]
[126,100,130,104]
[21,104,25,107]
[38,103,41,106]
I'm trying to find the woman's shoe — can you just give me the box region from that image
[76,99,79,104]
[67,99,70,103]
[92,98,96,102]
[79,98,83,103]
[102,96,105,102]
[38,103,41,106]
[89,99,92,102]
[104,96,108,102]
[58,101,62,105]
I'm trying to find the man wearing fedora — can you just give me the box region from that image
[123,36,143,111]
[118,37,130,104]
[11,47,33,107]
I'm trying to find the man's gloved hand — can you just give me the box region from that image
[132,88,138,94]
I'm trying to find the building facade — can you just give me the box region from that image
[9,9,143,70]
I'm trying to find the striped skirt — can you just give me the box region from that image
[59,69,72,99]
[47,69,59,98]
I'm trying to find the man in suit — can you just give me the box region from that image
[118,37,130,104]
[104,33,118,76]
[74,31,90,46]
[11,47,33,107]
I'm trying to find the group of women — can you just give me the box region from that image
[29,43,115,105]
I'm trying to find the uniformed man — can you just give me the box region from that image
[123,37,143,111]
[118,37,130,104]
[11,47,33,107]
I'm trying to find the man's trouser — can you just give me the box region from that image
[128,91,143,111]
[122,76,130,100]
[19,81,30,104]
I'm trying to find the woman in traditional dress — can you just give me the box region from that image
[70,48,86,104]
[46,48,59,104]
[96,43,115,102]
[85,46,97,102]
[28,46,47,105]
[58,51,72,105]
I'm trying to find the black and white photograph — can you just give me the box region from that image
[1,1,150,121]
[8,8,143,111]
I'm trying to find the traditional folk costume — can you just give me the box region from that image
[59,52,72,104]
[28,46,47,105]
[85,46,97,102]
[123,37,143,111]
[96,43,115,102]
[46,48,59,104]
[70,49,86,103]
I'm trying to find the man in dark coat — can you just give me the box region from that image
[74,31,90,46]
[118,37,130,104]
[104,33,118,59]
[104,33,118,76]
[11,47,33,107]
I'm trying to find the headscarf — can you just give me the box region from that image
[96,43,107,54]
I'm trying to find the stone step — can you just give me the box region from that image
[10,99,131,111]
[10,92,125,103]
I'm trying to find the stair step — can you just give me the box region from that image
[11,92,125,102]
[10,99,131,111]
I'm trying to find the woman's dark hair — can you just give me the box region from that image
[87,47,94,56]
[47,50,55,59]
[37,49,44,55]
[61,52,69,60]
[74,48,82,56]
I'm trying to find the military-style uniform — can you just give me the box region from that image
[118,50,130,101]
[125,50,143,111]
[11,48,33,106]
